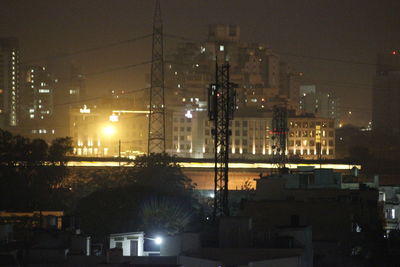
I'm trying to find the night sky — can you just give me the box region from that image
[1,0,400,126]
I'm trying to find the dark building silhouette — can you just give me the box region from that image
[373,50,400,135]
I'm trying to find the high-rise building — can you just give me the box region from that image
[299,85,338,123]
[373,50,400,134]
[0,38,19,128]
[49,61,86,137]
[19,65,56,139]
[164,24,299,112]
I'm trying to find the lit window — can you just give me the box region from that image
[219,45,224,51]
[38,89,50,93]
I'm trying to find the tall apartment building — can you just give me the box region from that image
[165,24,300,112]
[0,38,19,128]
[299,85,338,123]
[51,62,86,138]
[19,65,56,140]
[373,50,400,135]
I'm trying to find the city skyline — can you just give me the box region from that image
[2,0,400,126]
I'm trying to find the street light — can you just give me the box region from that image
[103,125,116,136]
[145,236,163,245]
[102,125,119,160]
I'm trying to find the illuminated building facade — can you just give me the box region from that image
[0,38,19,128]
[170,108,336,160]
[287,116,335,159]
[373,50,400,134]
[70,105,148,157]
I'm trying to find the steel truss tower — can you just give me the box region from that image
[271,105,288,169]
[148,0,166,154]
[208,61,236,218]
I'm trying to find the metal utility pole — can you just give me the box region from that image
[208,46,236,218]
[271,105,288,169]
[148,0,166,154]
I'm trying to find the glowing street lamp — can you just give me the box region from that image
[154,236,163,245]
[145,236,163,245]
[103,125,116,136]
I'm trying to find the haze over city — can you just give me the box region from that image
[1,1,400,266]
[2,0,400,126]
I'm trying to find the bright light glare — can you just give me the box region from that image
[103,125,116,136]
[154,237,162,245]
[185,110,193,119]
[109,114,119,122]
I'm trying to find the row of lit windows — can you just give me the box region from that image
[31,129,55,134]
[173,126,191,132]
[289,139,334,147]
[288,149,334,156]
[289,121,334,128]
[289,130,334,138]
[173,135,191,142]
[173,117,192,124]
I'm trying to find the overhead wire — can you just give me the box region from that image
[22,34,152,64]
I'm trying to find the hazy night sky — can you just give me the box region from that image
[1,0,399,126]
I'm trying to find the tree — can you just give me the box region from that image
[0,130,73,210]
[74,153,199,239]
[128,153,196,192]
[49,137,73,164]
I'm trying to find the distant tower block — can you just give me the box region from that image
[148,0,166,154]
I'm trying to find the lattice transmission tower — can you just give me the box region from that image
[208,47,236,218]
[271,105,288,169]
[148,0,166,154]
